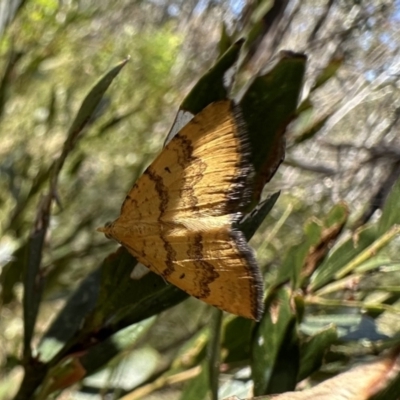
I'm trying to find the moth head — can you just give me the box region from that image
[97,221,114,239]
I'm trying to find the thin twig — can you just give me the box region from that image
[120,366,202,400]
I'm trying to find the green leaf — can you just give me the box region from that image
[298,325,338,382]
[240,0,274,63]
[89,247,188,332]
[90,246,140,327]
[23,198,51,360]
[291,113,332,145]
[79,319,155,377]
[311,55,343,91]
[181,40,244,114]
[82,345,160,394]
[250,0,275,24]
[38,269,101,363]
[51,57,129,183]
[0,242,26,304]
[274,219,320,289]
[0,49,23,119]
[325,202,349,227]
[377,177,400,236]
[218,22,233,57]
[300,313,388,341]
[39,247,188,367]
[300,203,349,286]
[207,309,223,400]
[310,225,377,292]
[163,40,243,144]
[5,162,51,233]
[66,58,129,145]
[252,286,299,395]
[22,58,129,364]
[239,191,280,241]
[267,321,299,394]
[222,317,254,363]
[180,361,209,400]
[335,225,400,281]
[239,51,306,203]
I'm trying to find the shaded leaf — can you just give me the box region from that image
[81,345,160,395]
[0,49,23,119]
[22,58,129,364]
[239,191,280,241]
[23,196,51,360]
[164,40,243,144]
[377,177,400,236]
[298,325,338,381]
[222,317,254,363]
[274,220,320,290]
[38,269,101,363]
[266,319,299,394]
[88,247,188,332]
[79,319,155,378]
[207,309,223,400]
[180,361,209,400]
[301,202,349,285]
[39,247,188,368]
[181,40,243,114]
[36,355,87,398]
[0,242,26,304]
[218,22,233,57]
[334,225,400,281]
[239,51,306,203]
[310,225,377,292]
[252,285,299,395]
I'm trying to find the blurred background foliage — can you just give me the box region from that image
[2,0,400,399]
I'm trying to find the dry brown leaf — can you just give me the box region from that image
[229,349,400,400]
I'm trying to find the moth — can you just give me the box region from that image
[99,100,264,320]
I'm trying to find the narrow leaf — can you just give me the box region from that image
[311,55,344,91]
[252,286,299,395]
[222,317,254,363]
[67,58,129,144]
[207,309,223,400]
[181,40,243,114]
[78,318,155,378]
[298,326,338,381]
[23,196,51,360]
[164,41,243,144]
[239,191,280,241]
[180,361,209,400]
[38,269,101,363]
[239,51,306,203]
[301,202,349,285]
[378,177,400,236]
[310,225,377,292]
[52,57,129,183]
